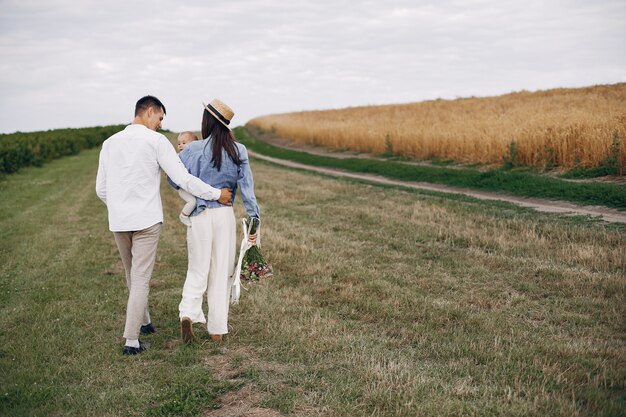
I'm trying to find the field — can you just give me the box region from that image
[236,127,626,210]
[248,83,626,173]
[0,141,624,416]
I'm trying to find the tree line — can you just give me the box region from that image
[0,125,126,174]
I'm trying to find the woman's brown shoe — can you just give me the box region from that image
[181,317,194,344]
[210,334,223,342]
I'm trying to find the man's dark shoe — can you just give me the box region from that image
[140,323,156,335]
[122,340,150,355]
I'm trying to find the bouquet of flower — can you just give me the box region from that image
[230,217,272,304]
[240,217,273,281]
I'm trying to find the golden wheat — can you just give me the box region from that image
[248,83,626,171]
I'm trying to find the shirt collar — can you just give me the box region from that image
[126,123,149,131]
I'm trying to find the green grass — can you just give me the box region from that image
[429,158,457,166]
[236,126,626,210]
[1,144,625,416]
[559,165,623,179]
[0,149,234,416]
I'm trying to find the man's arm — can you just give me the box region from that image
[95,145,107,204]
[156,136,231,203]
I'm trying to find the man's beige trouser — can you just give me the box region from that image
[113,222,162,340]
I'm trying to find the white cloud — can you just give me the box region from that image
[0,0,624,133]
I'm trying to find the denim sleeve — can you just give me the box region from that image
[166,176,180,190]
[237,145,260,219]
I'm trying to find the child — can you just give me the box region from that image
[177,131,199,226]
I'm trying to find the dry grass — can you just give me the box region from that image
[223,159,625,416]
[1,142,624,416]
[248,83,626,171]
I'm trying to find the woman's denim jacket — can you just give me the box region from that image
[168,139,260,219]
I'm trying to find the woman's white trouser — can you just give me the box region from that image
[179,206,235,335]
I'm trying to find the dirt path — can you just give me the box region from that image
[247,151,626,224]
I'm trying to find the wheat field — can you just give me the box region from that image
[248,83,626,172]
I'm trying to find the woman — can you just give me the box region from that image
[173,98,260,343]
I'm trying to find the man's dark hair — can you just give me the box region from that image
[135,95,166,116]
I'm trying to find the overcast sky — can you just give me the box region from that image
[1,0,625,134]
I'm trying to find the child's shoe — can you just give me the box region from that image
[179,212,191,227]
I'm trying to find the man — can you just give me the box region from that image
[95,95,232,355]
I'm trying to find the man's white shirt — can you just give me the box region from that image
[96,124,220,232]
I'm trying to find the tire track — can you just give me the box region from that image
[248,151,626,224]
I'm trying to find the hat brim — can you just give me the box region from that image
[203,101,231,129]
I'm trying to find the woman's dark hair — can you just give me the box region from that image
[202,110,241,170]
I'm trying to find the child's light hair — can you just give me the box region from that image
[177,131,198,141]
[177,131,199,152]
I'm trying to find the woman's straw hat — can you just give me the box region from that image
[202,99,234,128]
